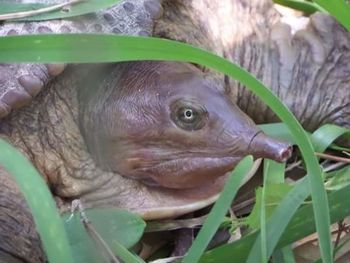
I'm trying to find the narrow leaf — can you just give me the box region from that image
[182,156,254,263]
[313,0,350,31]
[62,208,146,263]
[273,0,327,14]
[0,0,119,21]
[0,139,74,263]
[264,159,286,184]
[311,124,350,153]
[199,180,350,262]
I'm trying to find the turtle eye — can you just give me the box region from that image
[171,100,207,131]
[179,108,197,123]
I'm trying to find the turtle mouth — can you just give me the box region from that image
[138,158,262,220]
[129,156,240,189]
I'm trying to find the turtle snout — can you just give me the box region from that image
[248,132,292,163]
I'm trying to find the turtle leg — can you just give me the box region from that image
[0,0,162,119]
[0,166,45,263]
[0,63,65,118]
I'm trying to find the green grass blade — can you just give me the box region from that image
[257,160,287,262]
[62,208,146,263]
[0,139,74,263]
[113,240,145,263]
[264,159,286,184]
[182,156,254,263]
[200,179,350,262]
[0,0,119,21]
[313,0,350,31]
[261,123,350,153]
[0,34,332,263]
[245,184,293,230]
[273,0,327,14]
[246,177,310,262]
[311,124,350,153]
[280,246,296,263]
[0,2,46,13]
[325,165,350,191]
[259,123,295,143]
[260,169,268,263]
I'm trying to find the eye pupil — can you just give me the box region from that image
[185,109,193,119]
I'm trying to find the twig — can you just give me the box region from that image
[232,197,255,212]
[323,162,347,173]
[316,152,350,163]
[343,151,350,157]
[285,160,302,172]
[0,0,84,21]
[145,215,207,232]
[70,200,120,263]
[334,220,345,249]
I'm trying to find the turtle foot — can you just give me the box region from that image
[0,63,66,118]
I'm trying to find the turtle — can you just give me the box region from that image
[0,0,349,262]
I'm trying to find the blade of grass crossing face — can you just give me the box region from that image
[182,156,254,263]
[0,139,74,263]
[259,123,295,144]
[0,34,333,263]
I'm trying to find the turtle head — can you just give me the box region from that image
[79,61,292,189]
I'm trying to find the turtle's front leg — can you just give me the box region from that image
[0,166,45,263]
[0,63,65,118]
[227,13,350,132]
[0,0,163,119]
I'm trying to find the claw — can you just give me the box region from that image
[0,63,66,119]
[18,74,43,97]
[144,0,164,20]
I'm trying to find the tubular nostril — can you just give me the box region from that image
[248,132,292,163]
[280,145,293,162]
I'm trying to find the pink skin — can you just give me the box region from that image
[79,61,292,189]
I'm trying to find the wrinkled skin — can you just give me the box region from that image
[79,62,290,189]
[0,0,349,262]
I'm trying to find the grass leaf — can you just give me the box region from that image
[313,0,350,31]
[273,0,327,14]
[182,156,254,263]
[200,179,350,262]
[62,208,146,263]
[0,0,119,21]
[0,139,74,263]
[311,124,350,153]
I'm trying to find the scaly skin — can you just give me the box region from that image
[0,0,159,118]
[0,1,163,261]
